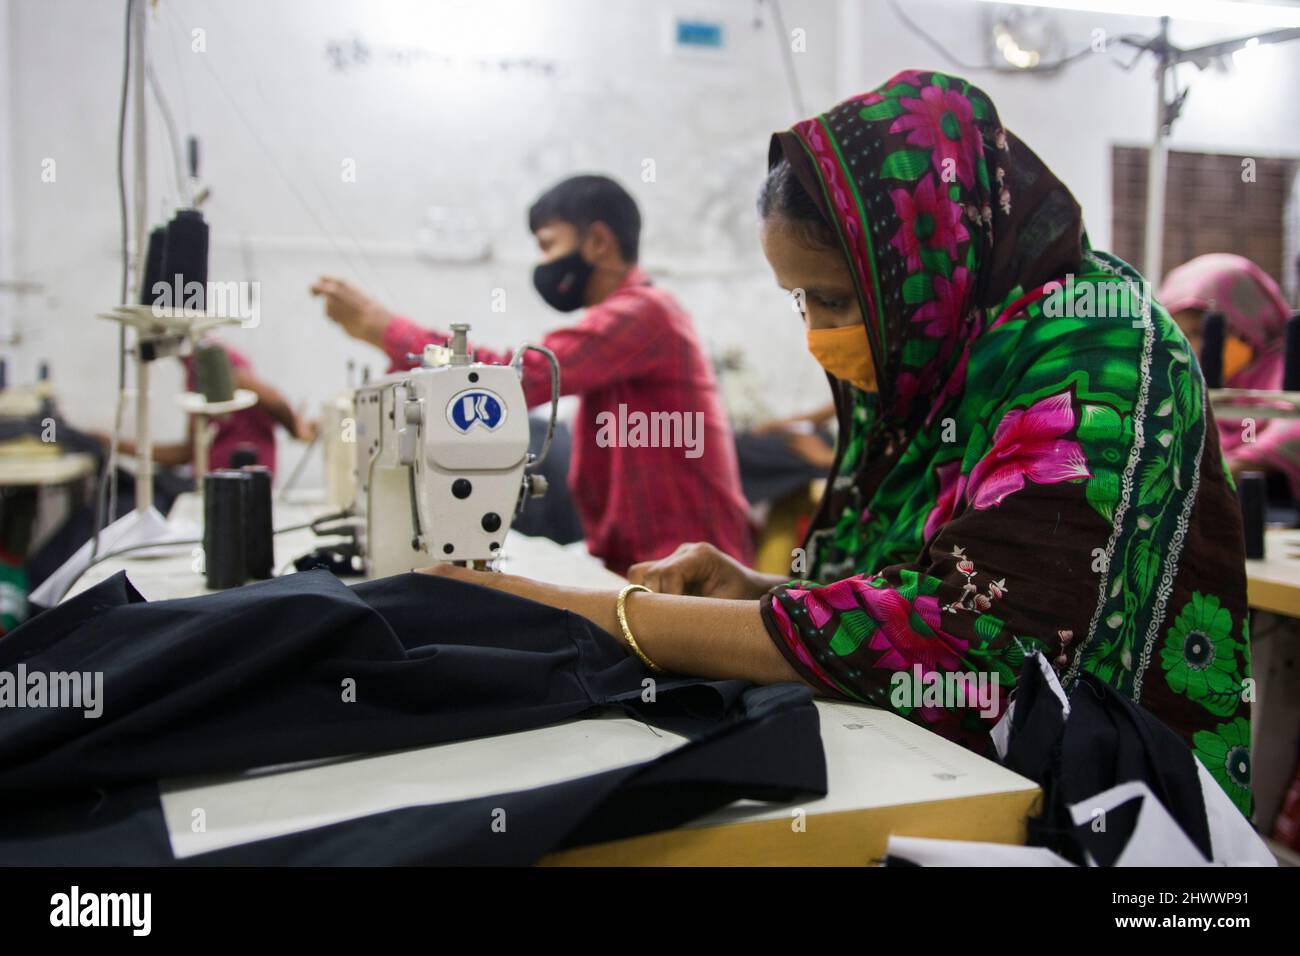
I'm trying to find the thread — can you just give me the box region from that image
[139,225,167,306]
[1238,471,1266,561]
[194,343,235,403]
[242,465,274,579]
[159,208,209,311]
[203,469,249,589]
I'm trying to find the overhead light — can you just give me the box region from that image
[986,8,1066,69]
[973,0,1300,29]
[995,24,1043,67]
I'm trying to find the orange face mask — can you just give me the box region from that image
[1223,335,1253,381]
[806,324,877,393]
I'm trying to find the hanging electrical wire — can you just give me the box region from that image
[147,61,190,205]
[763,0,807,118]
[91,0,135,560]
[167,0,396,303]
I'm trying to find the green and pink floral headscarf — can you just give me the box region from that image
[759,70,1254,816]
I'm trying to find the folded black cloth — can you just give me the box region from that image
[0,570,825,864]
[1001,655,1215,864]
[883,654,1269,867]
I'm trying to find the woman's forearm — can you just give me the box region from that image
[425,567,810,688]
[620,593,807,685]
[562,587,806,686]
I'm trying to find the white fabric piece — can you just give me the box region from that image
[1061,779,1274,866]
[897,649,1277,867]
[29,506,194,605]
[1035,650,1071,715]
[1194,761,1277,866]
[887,777,1276,867]
[1067,781,1212,866]
[989,699,1015,761]
[885,834,1075,867]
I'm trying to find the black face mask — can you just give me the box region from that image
[532,249,594,313]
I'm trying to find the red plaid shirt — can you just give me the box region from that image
[383,267,753,574]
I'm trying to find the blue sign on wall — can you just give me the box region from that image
[675,20,724,49]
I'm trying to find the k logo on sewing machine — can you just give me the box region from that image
[447,389,507,433]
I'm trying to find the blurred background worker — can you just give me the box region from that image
[94,338,318,477]
[313,175,753,575]
[1160,253,1300,493]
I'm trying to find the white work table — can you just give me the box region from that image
[67,491,628,600]
[0,451,95,488]
[72,492,1041,865]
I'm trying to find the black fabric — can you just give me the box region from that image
[1002,655,1211,864]
[0,570,825,864]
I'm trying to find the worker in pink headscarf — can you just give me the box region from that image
[1160,253,1299,495]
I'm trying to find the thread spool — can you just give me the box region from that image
[1199,311,1225,389]
[160,208,209,311]
[1284,313,1300,393]
[194,343,235,403]
[1239,471,1266,560]
[203,469,249,589]
[242,465,274,579]
[139,225,167,307]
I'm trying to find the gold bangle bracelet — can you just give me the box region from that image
[616,583,664,673]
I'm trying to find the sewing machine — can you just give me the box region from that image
[352,324,558,576]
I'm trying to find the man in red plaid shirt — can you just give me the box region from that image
[313,175,752,575]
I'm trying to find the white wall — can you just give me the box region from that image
[2,0,840,481]
[838,0,1300,259]
[0,0,16,353]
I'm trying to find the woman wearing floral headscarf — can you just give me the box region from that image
[1160,253,1299,495]
[425,70,1255,816]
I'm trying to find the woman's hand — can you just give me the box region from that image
[627,542,783,600]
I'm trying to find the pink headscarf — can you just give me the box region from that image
[1159,254,1298,495]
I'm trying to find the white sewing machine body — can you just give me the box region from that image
[352,326,555,576]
